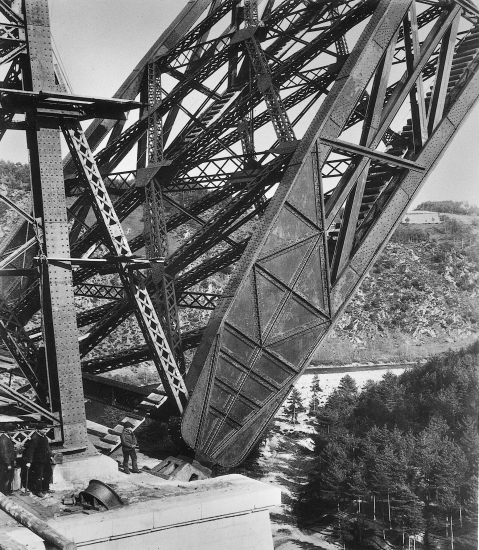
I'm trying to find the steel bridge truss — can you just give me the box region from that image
[0,0,477,461]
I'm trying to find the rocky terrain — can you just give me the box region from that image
[0,161,477,371]
[315,216,479,365]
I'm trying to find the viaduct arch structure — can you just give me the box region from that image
[0,0,477,465]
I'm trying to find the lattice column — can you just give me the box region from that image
[244,0,258,27]
[330,6,349,57]
[144,62,186,375]
[237,118,256,167]
[62,120,188,412]
[23,0,88,450]
[147,62,164,164]
[242,0,296,143]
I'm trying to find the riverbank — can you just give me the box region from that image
[306,361,416,374]
[312,331,479,366]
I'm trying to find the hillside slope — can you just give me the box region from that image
[315,216,479,364]
[0,164,477,368]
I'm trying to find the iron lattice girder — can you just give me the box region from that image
[180,0,479,467]
[4,0,371,324]
[177,292,221,309]
[236,25,297,143]
[324,4,463,231]
[142,59,186,376]
[79,0,372,180]
[58,160,278,304]
[75,283,124,301]
[11,195,249,339]
[332,49,479,327]
[0,0,478,457]
[60,0,216,173]
[80,328,204,376]
[0,297,48,403]
[165,156,288,276]
[61,120,188,413]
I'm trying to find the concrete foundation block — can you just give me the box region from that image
[55,514,114,543]
[152,498,202,527]
[7,474,281,550]
[111,508,154,537]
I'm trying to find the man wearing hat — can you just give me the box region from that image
[23,425,53,497]
[0,424,16,495]
[120,422,139,474]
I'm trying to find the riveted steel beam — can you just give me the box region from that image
[20,0,89,450]
[0,298,48,403]
[62,120,188,414]
[181,0,417,467]
[331,45,479,321]
[1,0,478,465]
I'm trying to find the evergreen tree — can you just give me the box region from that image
[338,374,358,395]
[285,386,305,424]
[414,416,468,548]
[390,485,425,540]
[355,372,408,433]
[294,344,478,547]
[326,375,359,426]
[346,466,368,515]
[459,474,478,550]
[309,374,322,414]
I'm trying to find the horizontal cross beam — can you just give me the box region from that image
[0,88,143,120]
[319,137,426,171]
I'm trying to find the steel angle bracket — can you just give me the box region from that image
[182,0,412,466]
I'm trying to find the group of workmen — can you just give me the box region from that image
[0,423,54,498]
[0,421,140,496]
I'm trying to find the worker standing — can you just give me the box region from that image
[23,425,54,497]
[120,422,139,474]
[0,424,16,495]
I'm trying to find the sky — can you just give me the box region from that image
[1,0,477,207]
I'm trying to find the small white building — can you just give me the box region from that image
[402,210,441,224]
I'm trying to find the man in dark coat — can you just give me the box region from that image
[120,422,139,474]
[0,424,16,495]
[23,426,53,497]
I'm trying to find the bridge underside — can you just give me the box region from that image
[0,0,477,464]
